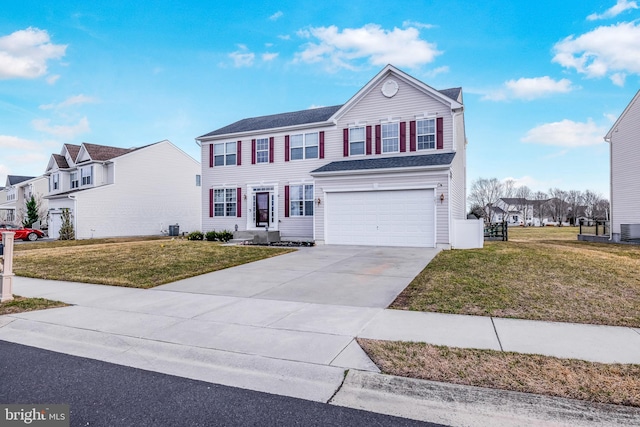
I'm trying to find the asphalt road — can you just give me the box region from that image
[0,340,444,427]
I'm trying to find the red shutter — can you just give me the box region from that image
[366,126,372,155]
[437,117,444,150]
[343,128,349,157]
[209,189,213,217]
[209,144,214,167]
[269,137,274,163]
[375,125,381,155]
[319,131,325,159]
[284,185,290,217]
[237,187,242,218]
[284,135,290,162]
[410,121,416,152]
[251,139,256,164]
[400,121,406,152]
[237,141,242,166]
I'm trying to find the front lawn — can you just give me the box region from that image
[13,239,294,288]
[392,226,640,327]
[0,296,68,315]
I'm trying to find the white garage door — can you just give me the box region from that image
[325,189,435,247]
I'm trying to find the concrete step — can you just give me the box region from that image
[233,230,280,244]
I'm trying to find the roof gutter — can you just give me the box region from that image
[310,163,452,177]
[197,120,337,143]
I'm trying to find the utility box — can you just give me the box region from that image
[169,224,180,236]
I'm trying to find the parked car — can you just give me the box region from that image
[0,224,45,241]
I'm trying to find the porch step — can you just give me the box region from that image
[233,230,281,244]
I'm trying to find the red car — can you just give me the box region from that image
[0,224,45,241]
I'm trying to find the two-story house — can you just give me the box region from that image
[197,65,468,248]
[605,89,640,242]
[0,175,49,226]
[44,140,201,239]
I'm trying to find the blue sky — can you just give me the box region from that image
[2,0,639,198]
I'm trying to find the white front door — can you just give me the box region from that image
[246,184,278,230]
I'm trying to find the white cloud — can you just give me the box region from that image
[262,52,279,62]
[269,11,283,21]
[0,27,67,79]
[46,74,60,84]
[277,34,291,41]
[553,22,640,84]
[483,76,574,101]
[587,0,638,20]
[0,134,41,150]
[402,20,436,30]
[229,46,255,67]
[423,66,449,78]
[610,72,626,86]
[521,119,607,147]
[39,94,98,110]
[31,116,90,139]
[295,24,441,70]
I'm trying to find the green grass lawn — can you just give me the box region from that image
[392,226,640,327]
[0,296,67,315]
[13,238,294,288]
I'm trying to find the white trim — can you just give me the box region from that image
[245,183,279,231]
[198,122,335,142]
[311,164,452,177]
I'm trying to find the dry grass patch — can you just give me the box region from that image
[392,227,640,327]
[0,296,67,315]
[14,239,294,288]
[359,339,640,407]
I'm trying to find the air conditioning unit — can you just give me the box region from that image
[620,224,640,241]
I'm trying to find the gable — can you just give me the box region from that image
[605,90,640,142]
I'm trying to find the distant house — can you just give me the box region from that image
[495,198,534,226]
[44,140,201,239]
[196,65,472,248]
[0,175,49,226]
[605,90,640,242]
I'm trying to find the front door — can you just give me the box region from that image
[256,192,269,227]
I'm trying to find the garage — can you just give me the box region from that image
[325,189,435,247]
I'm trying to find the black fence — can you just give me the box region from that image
[578,219,610,237]
[484,221,508,241]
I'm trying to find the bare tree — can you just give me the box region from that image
[582,190,602,221]
[468,177,503,223]
[594,198,610,220]
[514,185,533,226]
[547,188,569,224]
[565,190,583,226]
[502,179,516,199]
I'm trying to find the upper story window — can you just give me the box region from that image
[81,166,93,186]
[214,188,236,217]
[196,175,201,187]
[52,173,60,190]
[349,127,365,156]
[382,122,399,153]
[290,133,318,160]
[255,138,269,163]
[214,142,236,166]
[290,184,314,216]
[417,119,436,150]
[70,172,79,189]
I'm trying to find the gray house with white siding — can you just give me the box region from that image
[605,90,640,242]
[197,65,468,248]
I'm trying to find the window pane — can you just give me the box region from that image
[226,153,236,165]
[304,185,314,200]
[214,204,224,216]
[226,142,236,153]
[291,147,303,160]
[226,188,236,202]
[257,151,269,163]
[305,146,318,159]
[305,201,314,216]
[214,189,225,203]
[214,155,225,166]
[294,185,303,199]
[290,201,303,216]
[351,141,365,155]
[214,144,224,155]
[290,134,303,147]
[226,203,236,217]
[256,138,269,150]
[305,132,318,146]
[350,127,365,141]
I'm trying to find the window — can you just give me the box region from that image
[214,188,236,217]
[417,119,435,150]
[382,122,399,153]
[349,127,365,156]
[290,184,314,216]
[196,175,201,187]
[255,138,269,163]
[81,166,93,185]
[70,172,79,189]
[290,132,319,160]
[214,142,236,166]
[52,174,59,190]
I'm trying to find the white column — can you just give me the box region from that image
[0,231,15,302]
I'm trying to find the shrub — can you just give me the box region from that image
[218,230,234,242]
[187,231,204,241]
[205,231,217,241]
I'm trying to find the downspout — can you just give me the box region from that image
[604,134,613,241]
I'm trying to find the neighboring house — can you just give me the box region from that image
[605,89,640,242]
[197,65,469,248]
[0,175,49,226]
[44,140,201,239]
[494,198,534,226]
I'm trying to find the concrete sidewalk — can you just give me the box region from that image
[1,244,639,425]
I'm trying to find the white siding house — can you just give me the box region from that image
[44,140,201,239]
[605,90,640,242]
[197,65,470,248]
[0,175,49,226]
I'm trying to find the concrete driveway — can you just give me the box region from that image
[156,245,440,307]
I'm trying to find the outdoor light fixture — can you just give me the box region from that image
[440,193,445,203]
[316,197,321,205]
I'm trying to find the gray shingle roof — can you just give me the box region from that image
[439,87,462,102]
[52,154,70,169]
[7,175,35,185]
[82,143,136,161]
[199,105,343,138]
[311,152,456,174]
